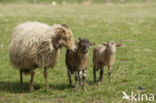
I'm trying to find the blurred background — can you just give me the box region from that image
[0,0,155,4]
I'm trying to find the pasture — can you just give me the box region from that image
[0,3,156,103]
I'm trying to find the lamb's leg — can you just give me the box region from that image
[98,65,104,83]
[67,70,72,86]
[30,69,34,92]
[82,70,86,91]
[108,66,112,82]
[20,70,23,88]
[74,71,78,92]
[78,71,82,86]
[93,65,97,83]
[44,67,50,91]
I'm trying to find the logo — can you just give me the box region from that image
[122,91,155,102]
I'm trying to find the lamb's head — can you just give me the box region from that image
[78,38,90,54]
[56,24,76,52]
[103,40,121,53]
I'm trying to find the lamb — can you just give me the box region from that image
[93,40,121,83]
[66,38,94,91]
[9,21,76,92]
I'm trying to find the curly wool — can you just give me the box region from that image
[9,21,62,70]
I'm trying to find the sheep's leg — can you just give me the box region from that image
[44,68,50,91]
[67,70,72,86]
[20,70,23,88]
[78,71,83,86]
[93,65,97,83]
[82,70,86,91]
[98,66,104,83]
[108,66,112,82]
[74,72,78,92]
[30,69,34,92]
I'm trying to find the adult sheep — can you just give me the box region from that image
[9,21,76,92]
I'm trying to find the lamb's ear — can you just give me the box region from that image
[89,42,96,46]
[79,37,82,41]
[102,42,108,46]
[116,43,122,47]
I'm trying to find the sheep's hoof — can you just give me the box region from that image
[97,80,103,84]
[98,82,101,85]
[30,88,34,93]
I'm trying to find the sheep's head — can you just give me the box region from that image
[78,38,91,54]
[103,40,121,53]
[56,24,76,52]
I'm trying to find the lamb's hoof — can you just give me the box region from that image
[74,88,78,92]
[69,84,73,87]
[46,87,51,91]
[97,80,103,84]
[83,87,86,92]
[20,85,23,88]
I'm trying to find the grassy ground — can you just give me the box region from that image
[0,3,156,103]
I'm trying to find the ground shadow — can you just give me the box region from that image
[0,81,40,93]
[49,83,74,90]
[0,81,75,93]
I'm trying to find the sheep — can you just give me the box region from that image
[93,40,121,83]
[65,38,94,91]
[9,21,76,92]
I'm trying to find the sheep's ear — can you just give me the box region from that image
[57,28,65,37]
[116,43,122,47]
[57,28,64,33]
[89,42,96,46]
[102,42,108,46]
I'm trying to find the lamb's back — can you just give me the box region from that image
[93,44,106,64]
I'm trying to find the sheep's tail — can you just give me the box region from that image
[22,69,32,74]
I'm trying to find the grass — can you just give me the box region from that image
[0,3,156,103]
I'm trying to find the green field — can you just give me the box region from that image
[0,3,156,103]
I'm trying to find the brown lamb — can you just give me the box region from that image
[66,38,94,91]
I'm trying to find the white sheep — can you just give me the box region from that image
[9,21,76,92]
[93,40,121,83]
